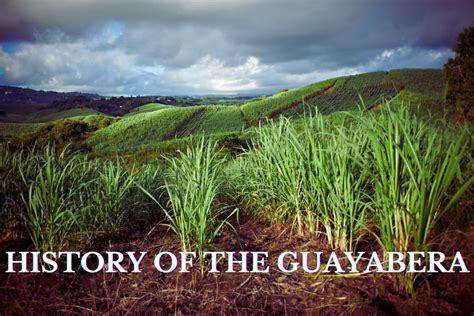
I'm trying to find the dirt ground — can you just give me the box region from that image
[1,216,473,315]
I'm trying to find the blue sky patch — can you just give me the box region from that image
[1,41,19,54]
[107,20,124,37]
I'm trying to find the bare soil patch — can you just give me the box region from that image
[1,216,472,315]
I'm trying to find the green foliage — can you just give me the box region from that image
[12,119,92,150]
[231,112,370,252]
[359,102,471,295]
[0,62,470,304]
[88,106,245,155]
[82,69,446,158]
[31,108,107,122]
[0,122,43,139]
[87,115,114,129]
[10,116,113,150]
[444,26,474,114]
[283,70,446,118]
[125,103,173,116]
[286,83,398,116]
[18,147,86,251]
[79,160,136,234]
[88,106,201,153]
[346,71,387,88]
[230,102,472,270]
[360,104,471,254]
[241,78,342,125]
[185,106,244,135]
[0,145,163,251]
[139,139,236,260]
[384,69,446,101]
[243,95,268,105]
[2,93,472,298]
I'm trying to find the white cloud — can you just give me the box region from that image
[166,56,268,93]
[1,0,468,95]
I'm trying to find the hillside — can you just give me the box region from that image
[1,69,448,153]
[125,103,173,116]
[85,68,446,155]
[29,108,109,122]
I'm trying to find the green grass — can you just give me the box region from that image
[231,111,370,251]
[30,108,108,122]
[283,69,446,118]
[228,101,472,295]
[139,139,236,260]
[286,84,398,116]
[0,122,43,138]
[125,103,173,116]
[185,106,245,135]
[384,68,446,101]
[344,71,388,88]
[359,102,470,295]
[0,144,162,251]
[238,69,446,127]
[88,106,203,153]
[240,77,345,125]
[1,68,471,301]
[88,105,246,155]
[76,69,448,159]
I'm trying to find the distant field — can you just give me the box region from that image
[286,83,399,117]
[0,69,448,156]
[344,71,387,88]
[83,68,448,156]
[0,122,42,137]
[88,106,203,153]
[282,69,446,118]
[240,77,345,125]
[125,103,173,116]
[29,108,108,122]
[190,106,244,135]
[0,103,46,122]
[384,68,446,100]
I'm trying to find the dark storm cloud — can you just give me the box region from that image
[0,0,472,94]
[0,1,33,41]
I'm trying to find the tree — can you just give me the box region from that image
[444,26,474,119]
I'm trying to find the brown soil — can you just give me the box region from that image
[1,217,473,315]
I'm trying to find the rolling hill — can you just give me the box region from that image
[86,68,446,155]
[125,103,174,116]
[1,68,448,154]
[29,108,110,122]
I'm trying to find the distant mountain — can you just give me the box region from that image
[0,85,252,118]
[0,85,159,117]
[0,85,101,105]
[0,86,101,105]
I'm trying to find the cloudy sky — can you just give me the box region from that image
[0,0,472,95]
